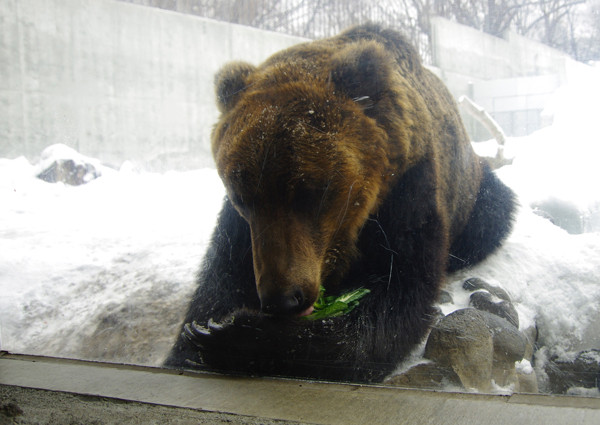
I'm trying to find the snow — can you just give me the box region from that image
[0,152,225,364]
[1,66,599,394]
[448,65,600,383]
[516,359,534,375]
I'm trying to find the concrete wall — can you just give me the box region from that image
[0,0,305,169]
[430,16,571,81]
[2,4,590,162]
[430,17,591,139]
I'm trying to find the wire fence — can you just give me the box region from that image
[120,0,431,58]
[121,1,412,37]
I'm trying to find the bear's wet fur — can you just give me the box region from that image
[165,24,516,383]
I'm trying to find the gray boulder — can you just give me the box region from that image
[424,308,527,391]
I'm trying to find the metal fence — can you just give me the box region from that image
[119,0,431,60]
[119,0,414,39]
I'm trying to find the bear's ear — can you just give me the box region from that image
[214,61,256,113]
[330,41,393,108]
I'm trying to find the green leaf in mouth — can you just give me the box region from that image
[303,286,371,320]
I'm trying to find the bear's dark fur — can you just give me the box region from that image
[165,24,516,383]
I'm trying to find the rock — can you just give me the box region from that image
[437,290,453,304]
[545,349,600,394]
[385,361,462,389]
[460,277,535,389]
[38,158,100,186]
[424,308,528,392]
[425,308,494,391]
[470,290,519,329]
[481,312,526,363]
[462,277,511,302]
[462,277,519,328]
[36,144,101,186]
[480,311,526,388]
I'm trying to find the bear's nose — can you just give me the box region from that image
[260,287,305,315]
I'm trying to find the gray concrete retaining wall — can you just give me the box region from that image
[430,16,571,81]
[2,4,591,164]
[0,0,305,169]
[430,17,591,139]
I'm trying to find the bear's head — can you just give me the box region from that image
[211,41,398,316]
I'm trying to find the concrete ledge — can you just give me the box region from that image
[1,353,599,424]
[0,384,301,425]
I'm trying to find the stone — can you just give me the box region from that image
[437,290,453,304]
[37,158,100,186]
[424,308,528,392]
[36,144,102,186]
[470,290,519,329]
[483,313,526,364]
[425,308,494,392]
[545,349,600,394]
[480,312,526,388]
[462,277,511,302]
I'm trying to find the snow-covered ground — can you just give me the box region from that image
[0,152,225,365]
[1,66,599,394]
[453,65,600,349]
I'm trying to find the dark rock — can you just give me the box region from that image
[545,349,600,394]
[462,278,519,328]
[462,277,511,302]
[437,290,453,304]
[37,159,100,186]
[470,290,519,329]
[480,311,526,363]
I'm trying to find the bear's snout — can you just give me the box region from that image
[249,214,322,316]
[260,286,307,316]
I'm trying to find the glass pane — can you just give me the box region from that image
[1,0,599,398]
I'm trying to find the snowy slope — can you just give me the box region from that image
[0,151,225,365]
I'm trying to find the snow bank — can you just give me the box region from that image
[0,152,224,364]
[448,65,600,393]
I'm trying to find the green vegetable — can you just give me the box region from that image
[303,286,371,320]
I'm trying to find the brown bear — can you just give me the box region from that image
[165,24,516,383]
